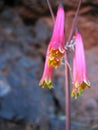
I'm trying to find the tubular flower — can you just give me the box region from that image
[71,31,91,99]
[48,5,65,68]
[39,47,53,89]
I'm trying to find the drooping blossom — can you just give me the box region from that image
[39,46,53,89]
[48,4,65,68]
[39,4,65,88]
[71,30,91,99]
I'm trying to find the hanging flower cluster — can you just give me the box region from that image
[39,4,91,99]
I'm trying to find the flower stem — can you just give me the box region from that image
[67,0,82,45]
[65,53,71,130]
[47,0,55,23]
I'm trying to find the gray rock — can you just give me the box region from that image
[0,73,11,97]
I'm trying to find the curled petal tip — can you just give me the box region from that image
[71,81,92,99]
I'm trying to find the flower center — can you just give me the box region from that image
[48,48,65,68]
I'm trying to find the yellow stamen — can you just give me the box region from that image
[48,48,65,68]
[39,79,53,89]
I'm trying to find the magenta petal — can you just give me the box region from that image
[39,46,53,89]
[47,5,65,68]
[72,31,91,98]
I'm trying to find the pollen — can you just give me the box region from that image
[48,48,65,68]
[39,79,53,89]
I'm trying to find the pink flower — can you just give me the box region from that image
[39,5,65,88]
[71,31,91,99]
[48,5,65,68]
[39,47,53,89]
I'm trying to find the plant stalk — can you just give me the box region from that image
[65,53,71,130]
[47,0,55,23]
[67,0,82,45]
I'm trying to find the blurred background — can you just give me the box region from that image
[0,0,98,130]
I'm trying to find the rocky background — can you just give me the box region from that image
[0,0,98,130]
